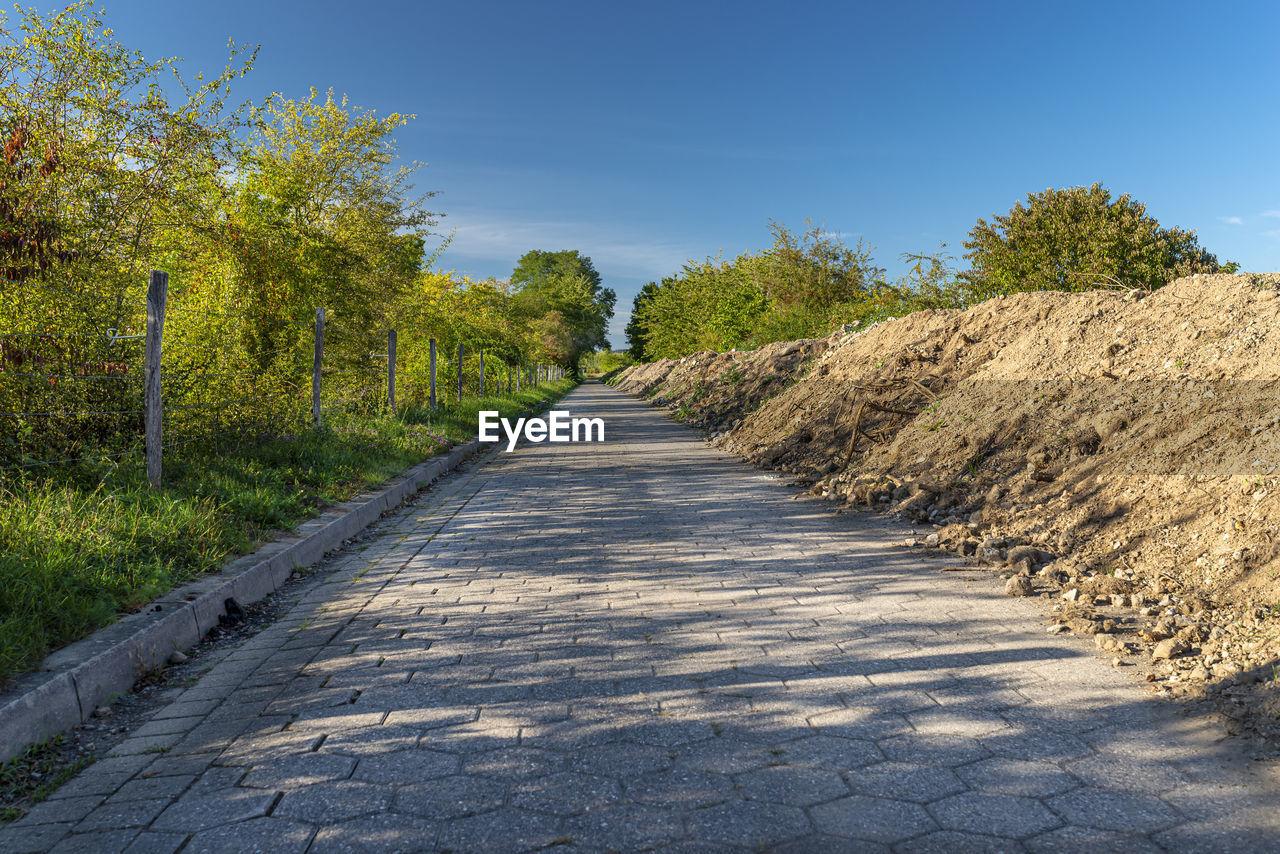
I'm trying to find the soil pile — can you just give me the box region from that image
[614,273,1280,744]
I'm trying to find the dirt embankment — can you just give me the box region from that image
[614,273,1280,744]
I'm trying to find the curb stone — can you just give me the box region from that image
[0,386,575,764]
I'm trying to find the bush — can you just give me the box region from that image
[959,183,1232,299]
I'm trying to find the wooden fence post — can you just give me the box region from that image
[429,338,437,409]
[457,342,465,403]
[312,307,325,427]
[144,270,169,490]
[387,329,397,414]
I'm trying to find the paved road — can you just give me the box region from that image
[4,382,1278,853]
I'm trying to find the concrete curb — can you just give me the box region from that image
[0,438,489,764]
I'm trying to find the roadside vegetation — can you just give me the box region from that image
[0,3,609,685]
[627,186,1235,361]
[579,349,634,377]
[0,379,575,686]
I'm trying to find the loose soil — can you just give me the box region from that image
[614,272,1280,746]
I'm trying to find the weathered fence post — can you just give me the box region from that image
[387,329,397,414]
[457,342,465,402]
[429,338,437,409]
[479,349,485,398]
[312,307,325,427]
[144,270,168,490]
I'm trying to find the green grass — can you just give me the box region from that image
[0,379,576,687]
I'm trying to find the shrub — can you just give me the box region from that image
[959,183,1232,299]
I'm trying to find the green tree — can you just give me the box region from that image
[759,220,884,308]
[220,90,437,345]
[511,249,602,292]
[0,1,252,326]
[625,282,659,360]
[959,183,1231,300]
[510,249,614,374]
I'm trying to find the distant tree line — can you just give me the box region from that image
[627,185,1234,361]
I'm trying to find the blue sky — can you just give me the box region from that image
[40,1,1280,346]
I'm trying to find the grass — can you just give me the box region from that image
[0,379,576,687]
[0,737,92,822]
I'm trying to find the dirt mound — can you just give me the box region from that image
[613,273,1280,744]
[613,337,830,426]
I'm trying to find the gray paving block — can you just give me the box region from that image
[928,791,1061,838]
[810,794,939,844]
[567,741,675,778]
[684,799,812,848]
[896,830,1028,853]
[1064,753,1190,794]
[878,733,989,768]
[954,758,1079,799]
[770,734,884,770]
[182,816,313,854]
[390,775,507,820]
[12,795,103,826]
[734,764,851,806]
[307,813,439,854]
[1047,787,1182,834]
[151,789,278,832]
[272,780,393,823]
[434,807,564,854]
[109,774,197,803]
[317,726,421,756]
[771,834,891,854]
[509,771,619,816]
[351,748,459,784]
[240,752,356,789]
[846,761,966,803]
[0,821,73,853]
[120,831,188,854]
[462,746,565,779]
[1026,825,1166,853]
[48,829,141,854]
[562,804,685,850]
[625,768,733,808]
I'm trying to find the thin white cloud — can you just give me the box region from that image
[1220,216,1243,225]
[1262,210,1280,218]
[440,213,698,281]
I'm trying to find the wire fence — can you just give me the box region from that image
[0,270,566,481]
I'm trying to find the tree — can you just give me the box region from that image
[959,183,1231,300]
[511,249,601,292]
[0,1,252,326]
[220,90,438,345]
[510,249,614,374]
[759,220,884,308]
[625,282,659,360]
